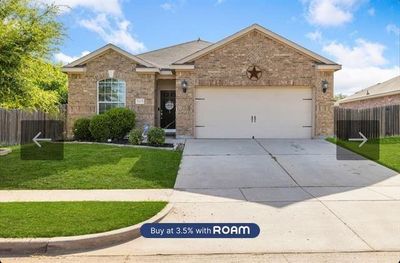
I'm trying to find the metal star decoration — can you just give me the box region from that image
[246,65,262,81]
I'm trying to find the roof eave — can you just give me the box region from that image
[338,90,400,104]
[63,44,158,69]
[316,64,342,71]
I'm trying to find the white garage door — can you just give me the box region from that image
[195,87,313,138]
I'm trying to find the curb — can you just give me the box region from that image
[0,203,173,256]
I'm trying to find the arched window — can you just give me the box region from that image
[97,78,126,114]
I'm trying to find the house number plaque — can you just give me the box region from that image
[135,98,145,105]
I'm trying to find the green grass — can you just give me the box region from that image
[0,143,182,189]
[0,201,166,238]
[326,136,400,172]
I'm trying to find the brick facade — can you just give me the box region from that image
[176,30,335,137]
[67,50,156,136]
[339,94,400,109]
[66,29,336,139]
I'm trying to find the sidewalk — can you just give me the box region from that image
[0,189,173,202]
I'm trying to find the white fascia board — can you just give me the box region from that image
[316,64,342,71]
[169,65,195,70]
[61,67,86,73]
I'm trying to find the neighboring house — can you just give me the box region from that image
[337,76,400,109]
[62,24,341,139]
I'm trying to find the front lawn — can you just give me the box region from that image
[0,201,166,238]
[0,143,182,189]
[327,136,400,172]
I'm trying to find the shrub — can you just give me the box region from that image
[147,127,165,146]
[104,108,136,140]
[89,114,111,142]
[73,118,92,141]
[128,128,143,145]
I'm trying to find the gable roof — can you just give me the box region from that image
[339,75,400,104]
[63,24,340,72]
[64,44,157,68]
[137,39,212,69]
[174,24,338,66]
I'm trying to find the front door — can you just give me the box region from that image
[160,90,176,129]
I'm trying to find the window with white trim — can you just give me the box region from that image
[98,78,126,114]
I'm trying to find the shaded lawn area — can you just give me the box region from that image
[0,143,182,189]
[0,201,167,238]
[326,136,400,173]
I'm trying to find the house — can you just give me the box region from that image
[337,75,400,109]
[62,24,341,139]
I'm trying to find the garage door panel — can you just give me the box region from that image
[195,87,312,139]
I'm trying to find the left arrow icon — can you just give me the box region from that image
[32,132,52,148]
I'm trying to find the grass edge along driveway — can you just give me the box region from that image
[0,201,167,238]
[0,143,182,189]
[326,136,400,173]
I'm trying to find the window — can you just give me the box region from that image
[97,78,126,114]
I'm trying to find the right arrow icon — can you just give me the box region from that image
[349,131,368,148]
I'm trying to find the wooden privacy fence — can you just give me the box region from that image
[0,105,67,146]
[334,104,400,138]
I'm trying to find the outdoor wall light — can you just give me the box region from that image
[322,80,328,93]
[181,80,188,93]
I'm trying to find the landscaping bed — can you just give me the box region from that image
[96,138,175,148]
[0,148,12,156]
[0,143,182,189]
[0,201,166,238]
[327,136,400,172]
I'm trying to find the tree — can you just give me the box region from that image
[0,0,66,112]
[334,93,347,101]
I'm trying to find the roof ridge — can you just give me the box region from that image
[137,39,212,56]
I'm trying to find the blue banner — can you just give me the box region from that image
[141,223,260,238]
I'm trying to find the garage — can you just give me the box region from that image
[195,87,313,138]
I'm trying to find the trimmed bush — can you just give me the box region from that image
[73,118,92,141]
[147,127,165,146]
[105,108,136,140]
[128,128,143,145]
[89,114,111,142]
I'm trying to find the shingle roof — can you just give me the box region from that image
[339,75,400,104]
[137,39,212,68]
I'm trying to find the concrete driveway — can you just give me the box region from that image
[78,139,400,256]
[175,139,399,203]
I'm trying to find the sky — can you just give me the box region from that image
[43,0,400,95]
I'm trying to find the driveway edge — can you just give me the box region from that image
[0,203,173,256]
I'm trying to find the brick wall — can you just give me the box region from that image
[175,71,196,137]
[67,50,156,137]
[67,30,336,139]
[176,30,335,138]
